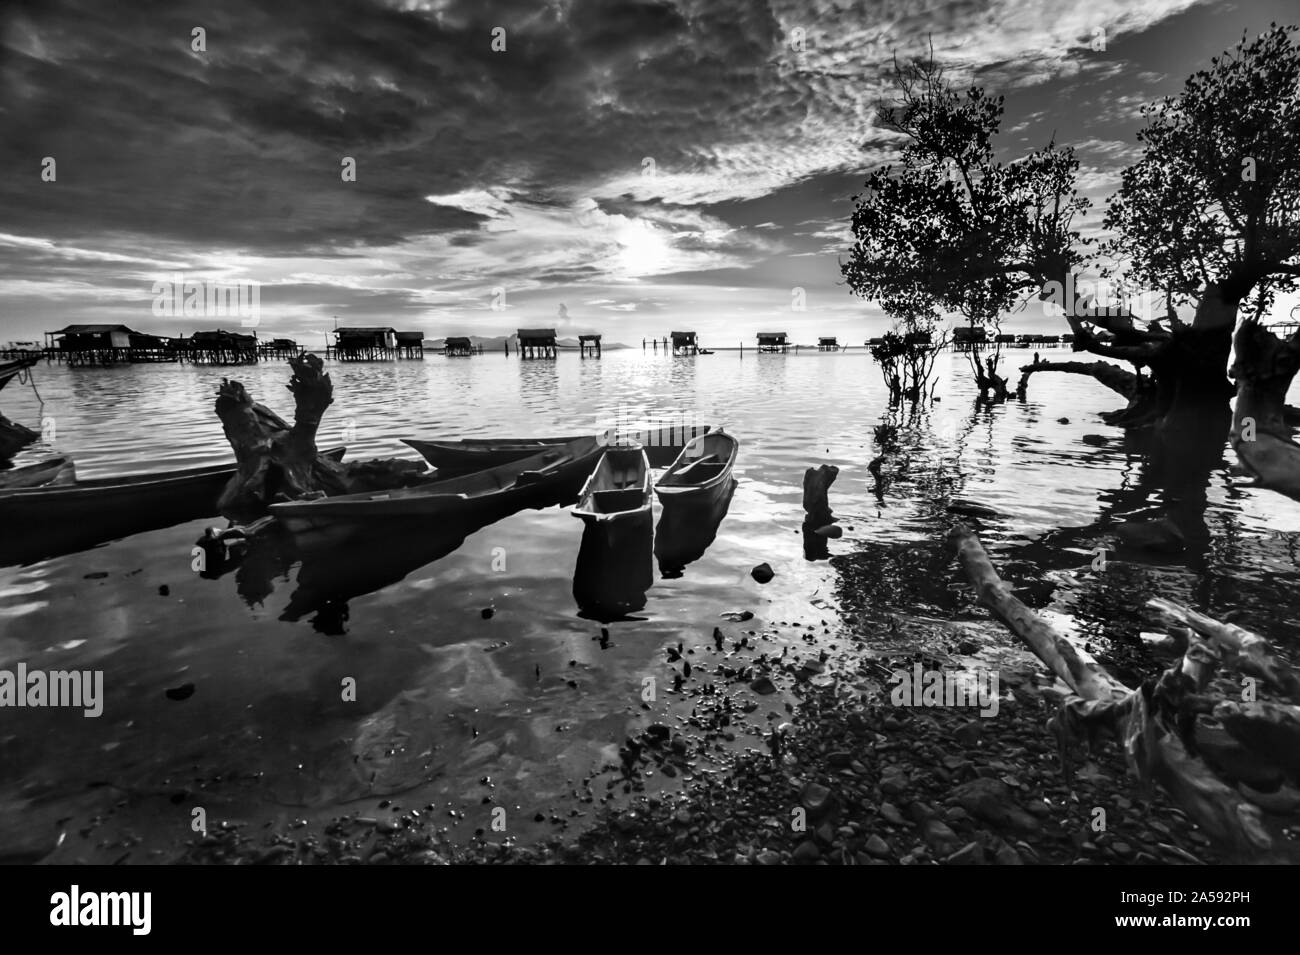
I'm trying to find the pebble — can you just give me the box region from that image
[880,772,909,796]
[756,850,783,865]
[994,844,1024,865]
[945,842,984,865]
[864,834,893,859]
[879,803,907,826]
[793,841,822,862]
[800,782,834,816]
[750,563,775,584]
[953,722,984,746]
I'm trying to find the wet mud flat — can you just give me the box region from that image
[177,611,1228,866]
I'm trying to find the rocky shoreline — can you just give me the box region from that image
[180,609,1223,866]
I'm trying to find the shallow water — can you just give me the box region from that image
[1,349,1298,860]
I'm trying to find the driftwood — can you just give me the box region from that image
[215,353,426,517]
[952,521,1299,862]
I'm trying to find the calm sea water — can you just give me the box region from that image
[2,348,1298,861]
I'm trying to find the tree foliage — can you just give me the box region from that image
[1104,24,1300,320]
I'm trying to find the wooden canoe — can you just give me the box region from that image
[270,435,602,533]
[403,424,711,472]
[0,448,345,528]
[0,355,38,393]
[402,435,587,474]
[653,430,738,506]
[572,446,652,529]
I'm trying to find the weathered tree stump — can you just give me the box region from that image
[802,464,838,526]
[215,353,426,517]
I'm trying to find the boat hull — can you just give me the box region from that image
[271,436,602,535]
[653,430,738,507]
[404,425,711,473]
[0,447,345,565]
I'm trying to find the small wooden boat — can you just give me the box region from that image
[654,430,738,507]
[572,446,652,531]
[403,435,587,474]
[403,424,711,473]
[0,448,345,528]
[270,435,602,534]
[0,455,76,491]
[0,355,38,392]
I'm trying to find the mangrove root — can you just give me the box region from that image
[951,521,1297,862]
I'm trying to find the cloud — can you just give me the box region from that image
[0,0,1246,339]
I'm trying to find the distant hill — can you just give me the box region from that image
[424,335,628,351]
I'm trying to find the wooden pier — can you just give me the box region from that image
[443,336,480,357]
[183,329,259,364]
[258,338,301,360]
[327,326,426,361]
[44,324,140,366]
[517,328,557,359]
[395,331,425,358]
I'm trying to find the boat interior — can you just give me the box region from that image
[659,453,725,486]
[587,449,647,513]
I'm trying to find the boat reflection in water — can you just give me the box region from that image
[572,512,654,621]
[654,476,737,578]
[278,515,492,633]
[193,511,500,634]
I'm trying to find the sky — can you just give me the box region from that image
[1,0,1297,347]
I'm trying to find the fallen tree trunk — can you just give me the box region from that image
[1015,360,1140,401]
[215,353,427,517]
[951,521,1297,862]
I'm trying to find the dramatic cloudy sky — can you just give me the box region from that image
[0,0,1295,346]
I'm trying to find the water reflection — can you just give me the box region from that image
[655,478,736,577]
[572,514,654,621]
[282,519,487,632]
